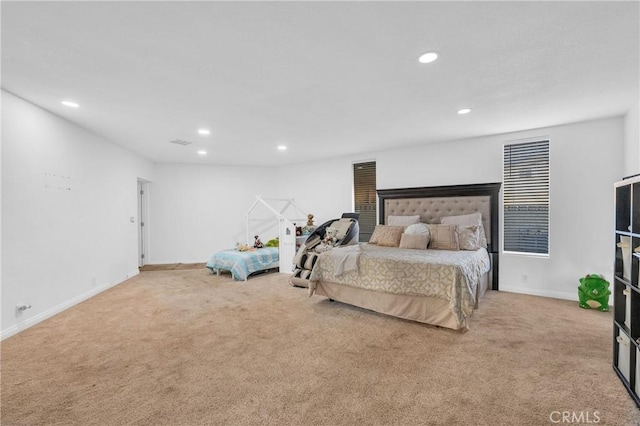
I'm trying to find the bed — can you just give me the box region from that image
[206,247,279,281]
[206,196,308,281]
[308,182,501,330]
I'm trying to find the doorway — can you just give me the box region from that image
[137,179,150,267]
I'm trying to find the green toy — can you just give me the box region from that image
[265,237,279,247]
[578,274,611,312]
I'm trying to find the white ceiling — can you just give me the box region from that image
[2,1,638,166]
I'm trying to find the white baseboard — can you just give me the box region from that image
[1,270,139,341]
[499,285,578,302]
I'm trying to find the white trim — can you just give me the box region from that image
[501,137,551,256]
[502,251,550,258]
[504,134,551,145]
[137,180,150,267]
[499,285,577,301]
[0,270,138,340]
[351,158,376,165]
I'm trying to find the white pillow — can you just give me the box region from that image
[404,223,430,236]
[388,215,420,226]
[400,223,431,248]
[441,212,482,226]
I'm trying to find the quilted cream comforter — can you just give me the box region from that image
[309,244,490,326]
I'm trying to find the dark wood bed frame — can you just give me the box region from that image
[376,182,502,291]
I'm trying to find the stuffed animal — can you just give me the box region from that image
[265,237,279,247]
[324,227,338,245]
[315,227,339,253]
[236,243,251,252]
[254,235,264,249]
[303,214,316,235]
[578,274,611,311]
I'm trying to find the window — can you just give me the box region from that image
[503,140,550,255]
[353,161,376,242]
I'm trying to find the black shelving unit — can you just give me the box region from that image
[614,177,640,407]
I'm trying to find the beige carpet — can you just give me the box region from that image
[1,269,638,425]
[139,263,206,271]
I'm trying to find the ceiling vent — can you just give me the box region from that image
[169,139,194,146]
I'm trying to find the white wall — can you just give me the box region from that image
[276,158,357,227]
[624,102,640,177]
[148,164,279,263]
[278,116,624,300]
[500,118,622,299]
[1,91,153,338]
[1,88,627,340]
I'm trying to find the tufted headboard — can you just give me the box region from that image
[377,183,502,290]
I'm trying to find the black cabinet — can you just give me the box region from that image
[614,177,640,407]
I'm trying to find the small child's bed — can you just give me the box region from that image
[206,247,279,281]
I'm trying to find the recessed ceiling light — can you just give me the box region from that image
[277,145,287,151]
[457,108,471,115]
[61,100,79,108]
[197,150,207,155]
[198,129,210,136]
[418,52,438,64]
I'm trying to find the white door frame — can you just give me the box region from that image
[137,179,150,267]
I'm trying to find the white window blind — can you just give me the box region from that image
[503,140,549,255]
[353,161,376,242]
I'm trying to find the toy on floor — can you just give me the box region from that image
[254,235,264,249]
[578,274,611,311]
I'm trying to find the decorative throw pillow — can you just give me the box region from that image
[404,223,430,236]
[368,225,382,244]
[399,233,429,250]
[369,225,404,247]
[428,224,460,250]
[387,215,421,227]
[441,212,488,248]
[457,225,481,250]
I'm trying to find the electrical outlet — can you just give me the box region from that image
[522,274,529,283]
[15,304,32,317]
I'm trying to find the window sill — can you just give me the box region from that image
[502,251,550,259]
